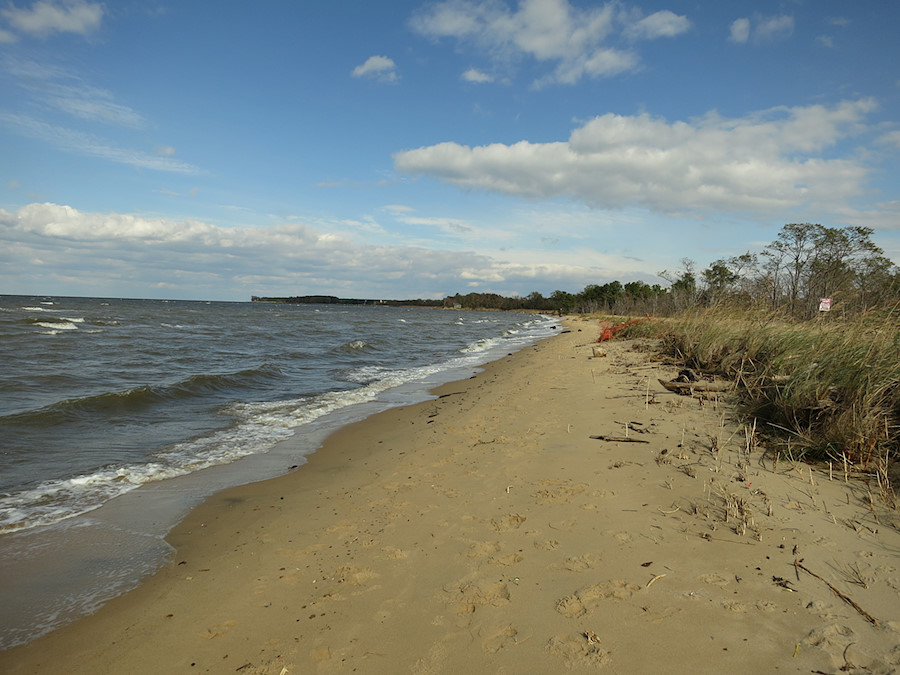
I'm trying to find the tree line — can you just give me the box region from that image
[444,224,900,318]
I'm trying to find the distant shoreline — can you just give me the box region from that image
[250,295,444,307]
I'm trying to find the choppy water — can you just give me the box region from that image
[0,295,557,648]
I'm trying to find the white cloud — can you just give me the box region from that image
[1,202,565,298]
[878,130,900,149]
[0,202,657,299]
[728,18,750,44]
[461,67,493,83]
[396,215,473,234]
[410,0,687,87]
[394,99,879,217]
[1,0,103,38]
[2,56,146,128]
[756,14,794,42]
[817,35,834,48]
[351,55,399,83]
[730,14,794,45]
[0,113,203,174]
[624,10,690,40]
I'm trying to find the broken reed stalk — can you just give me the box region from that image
[793,560,878,626]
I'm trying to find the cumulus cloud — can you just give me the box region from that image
[0,202,511,298]
[1,0,103,39]
[351,55,399,83]
[410,0,688,87]
[729,14,794,45]
[394,99,878,217]
[0,202,647,298]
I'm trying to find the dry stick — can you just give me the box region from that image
[793,560,879,626]
[590,435,650,444]
[646,573,666,588]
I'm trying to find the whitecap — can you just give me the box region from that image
[35,322,78,330]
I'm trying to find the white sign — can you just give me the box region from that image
[819,298,832,312]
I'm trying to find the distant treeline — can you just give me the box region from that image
[251,295,443,307]
[255,224,900,319]
[449,223,900,319]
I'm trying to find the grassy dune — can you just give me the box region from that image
[615,306,899,494]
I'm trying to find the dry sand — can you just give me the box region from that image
[2,317,899,674]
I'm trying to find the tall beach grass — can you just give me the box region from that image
[618,305,899,473]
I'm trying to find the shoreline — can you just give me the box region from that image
[2,318,899,673]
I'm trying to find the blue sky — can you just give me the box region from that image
[1,0,898,301]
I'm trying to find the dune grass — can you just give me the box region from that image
[616,306,899,476]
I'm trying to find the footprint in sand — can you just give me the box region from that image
[803,624,858,667]
[699,572,730,587]
[547,633,611,668]
[603,530,633,544]
[534,539,560,551]
[380,546,410,560]
[533,479,589,505]
[490,513,526,532]
[446,580,511,617]
[492,552,524,566]
[467,540,501,558]
[556,580,640,618]
[332,564,377,586]
[480,624,522,653]
[563,554,602,572]
[199,620,236,639]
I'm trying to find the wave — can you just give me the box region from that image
[1,365,284,427]
[34,321,79,331]
[0,311,561,534]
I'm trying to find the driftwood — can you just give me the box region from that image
[590,435,650,444]
[658,378,733,394]
[794,560,879,626]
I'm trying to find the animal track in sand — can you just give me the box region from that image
[547,633,611,668]
[492,552,524,566]
[556,580,640,618]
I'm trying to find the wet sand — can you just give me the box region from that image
[2,318,899,673]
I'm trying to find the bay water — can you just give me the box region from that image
[0,296,557,648]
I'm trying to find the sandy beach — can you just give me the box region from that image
[2,318,899,674]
